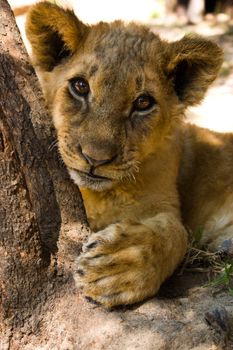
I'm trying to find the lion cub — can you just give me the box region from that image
[26,2,233,307]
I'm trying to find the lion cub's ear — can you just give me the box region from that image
[26,1,89,71]
[164,35,223,107]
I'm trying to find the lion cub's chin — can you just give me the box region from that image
[68,169,114,192]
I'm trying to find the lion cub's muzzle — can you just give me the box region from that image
[68,142,119,191]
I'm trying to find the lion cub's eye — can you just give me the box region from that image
[69,77,90,97]
[133,94,155,112]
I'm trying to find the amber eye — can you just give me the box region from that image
[69,77,90,97]
[133,94,155,112]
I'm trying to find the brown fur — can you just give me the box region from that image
[26,2,232,308]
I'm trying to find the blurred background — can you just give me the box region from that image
[8,0,233,132]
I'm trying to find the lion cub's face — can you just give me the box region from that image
[26,2,223,191]
[47,30,169,191]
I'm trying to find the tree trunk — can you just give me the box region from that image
[0,1,233,349]
[0,0,89,345]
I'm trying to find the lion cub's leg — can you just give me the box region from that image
[75,213,188,307]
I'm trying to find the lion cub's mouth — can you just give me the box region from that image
[77,169,110,181]
[68,168,113,191]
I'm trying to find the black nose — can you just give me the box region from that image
[81,151,116,167]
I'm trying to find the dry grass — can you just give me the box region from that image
[179,235,233,295]
[180,241,224,274]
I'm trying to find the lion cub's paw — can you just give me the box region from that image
[74,222,164,308]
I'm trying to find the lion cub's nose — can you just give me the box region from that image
[82,152,113,167]
[81,149,116,168]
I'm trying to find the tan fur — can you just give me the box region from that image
[26,2,232,308]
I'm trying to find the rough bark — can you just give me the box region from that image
[0,1,233,349]
[0,0,89,343]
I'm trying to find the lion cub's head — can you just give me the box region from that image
[26,2,222,191]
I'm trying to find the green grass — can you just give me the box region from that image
[205,262,233,296]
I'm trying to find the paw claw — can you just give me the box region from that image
[85,296,101,306]
[77,269,85,276]
[83,241,99,252]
